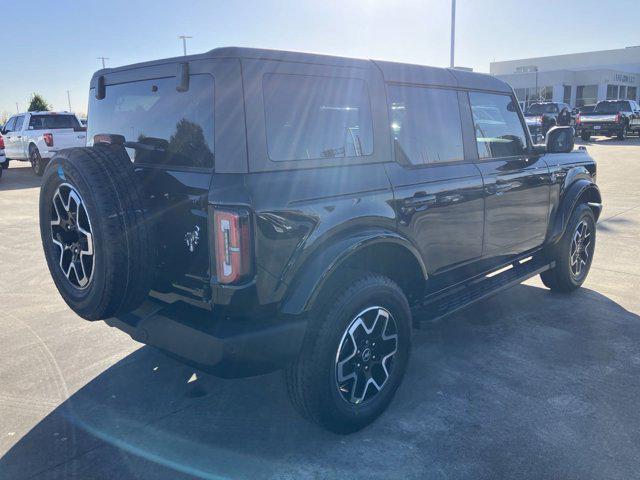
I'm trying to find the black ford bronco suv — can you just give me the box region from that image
[39,47,601,433]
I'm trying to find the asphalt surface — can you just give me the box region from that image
[1,137,640,480]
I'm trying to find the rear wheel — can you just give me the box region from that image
[580,132,591,141]
[39,146,154,319]
[2,159,8,169]
[30,145,47,176]
[617,125,627,140]
[540,203,596,292]
[285,272,411,433]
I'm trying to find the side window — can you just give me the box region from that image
[13,116,24,132]
[4,117,16,132]
[388,85,463,165]
[469,92,528,159]
[262,74,373,161]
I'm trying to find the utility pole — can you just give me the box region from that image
[66,90,72,112]
[450,0,456,68]
[15,103,19,113]
[97,56,109,68]
[178,35,193,56]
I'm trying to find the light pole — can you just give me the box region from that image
[97,56,109,68]
[450,0,456,68]
[15,103,19,113]
[178,35,193,56]
[66,90,72,112]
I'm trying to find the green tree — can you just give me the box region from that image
[27,93,51,112]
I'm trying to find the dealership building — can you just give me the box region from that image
[490,46,640,109]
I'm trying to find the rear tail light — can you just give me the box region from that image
[615,113,621,123]
[213,208,252,284]
[0,136,4,149]
[576,114,581,125]
[43,133,53,147]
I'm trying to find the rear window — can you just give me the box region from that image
[29,114,80,130]
[263,74,373,161]
[595,101,627,114]
[88,75,214,168]
[525,103,558,115]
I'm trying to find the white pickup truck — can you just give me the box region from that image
[1,112,87,175]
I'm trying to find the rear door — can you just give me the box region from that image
[467,91,551,260]
[87,58,245,299]
[384,85,485,274]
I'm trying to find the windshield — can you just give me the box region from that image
[595,101,626,114]
[525,103,557,115]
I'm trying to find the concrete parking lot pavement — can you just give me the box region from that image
[1,137,640,479]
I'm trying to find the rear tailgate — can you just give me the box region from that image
[580,114,617,124]
[47,128,87,150]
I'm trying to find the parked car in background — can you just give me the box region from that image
[576,99,640,141]
[524,102,573,143]
[1,112,87,175]
[38,47,601,433]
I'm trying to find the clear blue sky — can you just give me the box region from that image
[1,0,637,117]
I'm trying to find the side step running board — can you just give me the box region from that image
[414,255,554,323]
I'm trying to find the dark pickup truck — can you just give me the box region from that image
[38,47,601,433]
[577,99,640,140]
[524,102,572,143]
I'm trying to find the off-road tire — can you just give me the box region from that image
[580,132,591,141]
[30,145,47,176]
[540,203,596,293]
[39,145,154,320]
[284,272,411,433]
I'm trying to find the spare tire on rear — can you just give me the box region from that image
[39,145,154,320]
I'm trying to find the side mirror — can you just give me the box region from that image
[546,126,574,153]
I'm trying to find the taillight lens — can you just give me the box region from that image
[615,113,621,123]
[0,136,4,149]
[213,209,252,284]
[576,114,581,125]
[43,133,54,147]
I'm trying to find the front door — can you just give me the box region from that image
[467,91,551,260]
[385,84,485,274]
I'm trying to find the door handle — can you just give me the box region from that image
[404,192,437,210]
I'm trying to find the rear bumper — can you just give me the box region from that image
[577,123,623,135]
[106,295,307,377]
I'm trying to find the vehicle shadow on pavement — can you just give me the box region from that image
[2,285,640,479]
[0,166,41,192]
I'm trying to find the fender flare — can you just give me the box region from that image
[279,230,427,316]
[548,179,601,245]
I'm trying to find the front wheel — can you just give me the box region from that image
[285,273,411,433]
[540,204,596,292]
